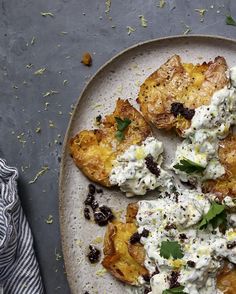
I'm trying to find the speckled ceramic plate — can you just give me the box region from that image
[59,35,236,294]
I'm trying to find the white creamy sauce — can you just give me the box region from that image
[136,189,236,294]
[109,137,173,197]
[172,69,236,183]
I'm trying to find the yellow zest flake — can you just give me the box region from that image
[195,8,207,17]
[197,194,204,200]
[127,26,136,35]
[96,268,107,277]
[49,120,55,128]
[170,259,185,268]
[105,0,111,14]
[41,12,54,17]
[226,230,236,241]
[34,68,46,75]
[28,166,49,184]
[139,15,148,27]
[135,147,145,160]
[93,237,103,244]
[197,247,210,256]
[157,0,166,8]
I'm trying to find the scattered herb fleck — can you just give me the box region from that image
[55,248,62,261]
[105,0,111,14]
[127,26,136,35]
[35,127,41,133]
[40,12,54,17]
[182,23,191,35]
[43,90,59,97]
[31,36,36,45]
[195,8,207,17]
[34,68,46,75]
[63,79,68,85]
[162,285,186,294]
[26,63,33,69]
[139,15,148,27]
[87,245,101,263]
[226,15,236,26]
[28,166,49,184]
[115,117,131,141]
[45,214,53,224]
[157,0,166,8]
[198,202,227,230]
[173,158,205,174]
[160,240,184,259]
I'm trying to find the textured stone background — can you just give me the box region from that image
[0,0,235,293]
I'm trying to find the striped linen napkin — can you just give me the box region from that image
[0,159,44,294]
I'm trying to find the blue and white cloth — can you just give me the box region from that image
[0,159,44,294]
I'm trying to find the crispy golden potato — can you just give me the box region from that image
[102,222,148,285]
[70,99,152,186]
[217,263,236,294]
[126,202,139,223]
[137,55,228,134]
[203,135,236,200]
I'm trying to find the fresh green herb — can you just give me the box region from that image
[105,0,111,14]
[139,15,148,27]
[34,68,46,75]
[45,215,53,224]
[226,15,236,26]
[163,286,186,294]
[173,158,205,174]
[40,12,54,17]
[115,117,131,141]
[127,26,136,35]
[195,8,207,17]
[160,240,184,259]
[157,0,166,8]
[198,201,227,230]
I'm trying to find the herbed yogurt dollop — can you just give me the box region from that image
[136,189,236,294]
[109,137,172,197]
[172,67,236,183]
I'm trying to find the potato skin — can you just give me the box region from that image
[203,135,236,201]
[217,263,236,294]
[102,221,148,285]
[137,55,228,134]
[70,99,152,187]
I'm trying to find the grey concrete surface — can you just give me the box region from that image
[0,0,235,293]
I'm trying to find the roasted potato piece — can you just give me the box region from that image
[217,263,236,294]
[203,135,236,200]
[126,202,139,223]
[137,55,228,134]
[70,99,152,186]
[102,222,148,285]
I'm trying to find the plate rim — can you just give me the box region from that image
[58,34,236,293]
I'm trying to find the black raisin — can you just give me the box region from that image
[145,154,160,177]
[142,274,150,282]
[88,184,96,195]
[99,206,114,221]
[141,229,150,238]
[84,194,95,206]
[179,233,188,241]
[91,200,99,211]
[94,212,109,226]
[171,102,195,120]
[96,115,102,124]
[187,260,196,267]
[227,241,236,249]
[130,232,141,244]
[87,245,100,263]
[169,271,180,289]
[164,223,177,231]
[84,207,90,220]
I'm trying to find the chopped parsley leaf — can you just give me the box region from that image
[198,201,227,230]
[160,240,184,260]
[115,117,131,141]
[173,158,205,174]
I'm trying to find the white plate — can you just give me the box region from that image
[59,35,236,294]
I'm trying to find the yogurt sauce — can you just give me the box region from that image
[172,68,236,183]
[136,189,236,294]
[109,137,173,197]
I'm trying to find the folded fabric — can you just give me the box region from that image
[0,159,44,294]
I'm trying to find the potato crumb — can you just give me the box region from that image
[81,52,92,66]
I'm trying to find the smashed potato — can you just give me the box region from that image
[203,134,236,200]
[70,99,152,186]
[217,263,236,294]
[137,55,228,134]
[102,221,148,285]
